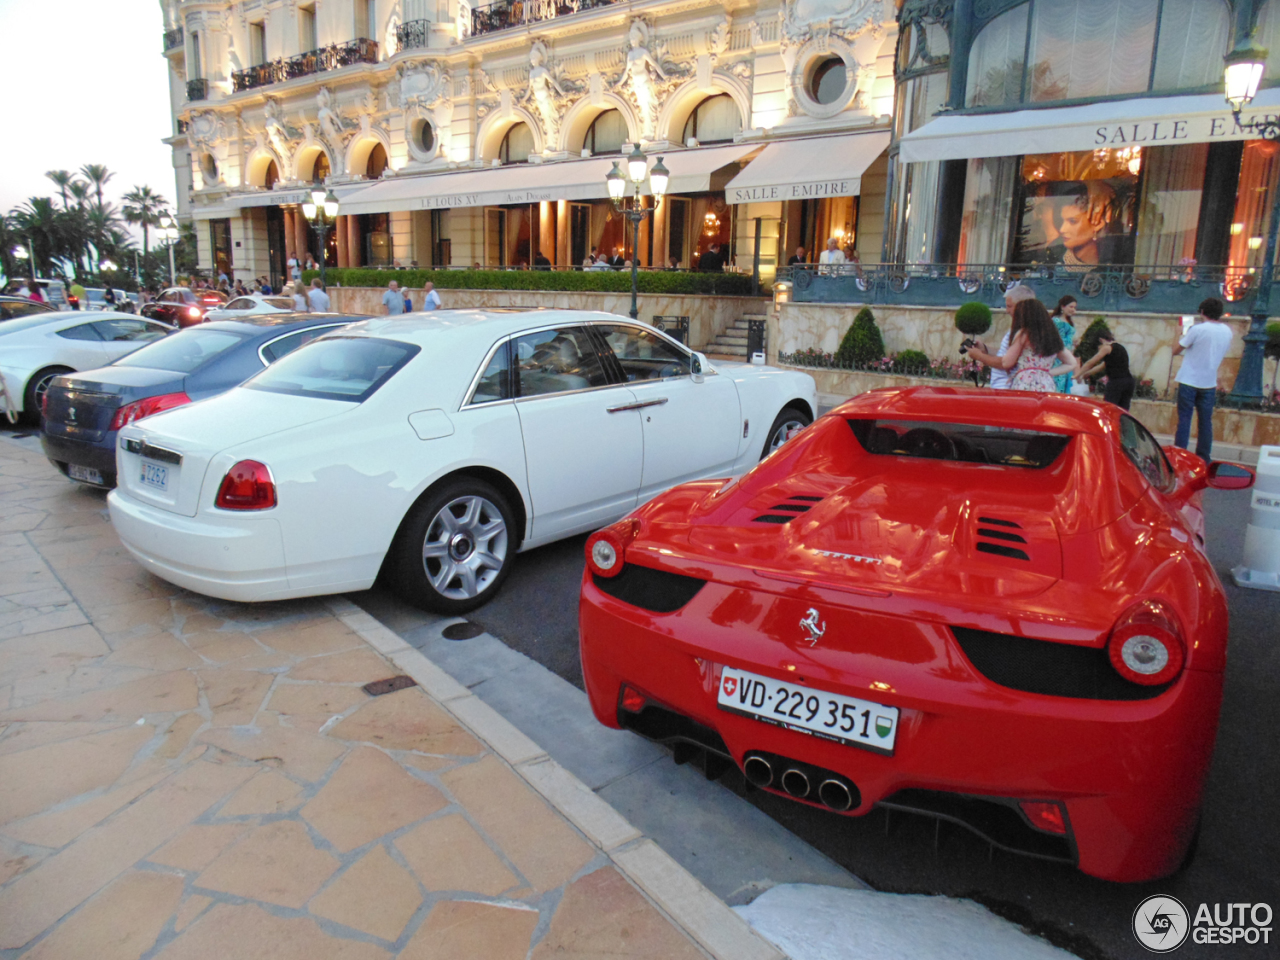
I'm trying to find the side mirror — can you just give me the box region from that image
[1163,445,1209,494]
[1206,460,1256,491]
[691,351,709,384]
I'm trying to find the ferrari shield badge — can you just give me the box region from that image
[800,608,826,647]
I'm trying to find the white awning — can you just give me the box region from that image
[723,131,891,204]
[898,88,1280,163]
[336,144,758,216]
[234,188,315,207]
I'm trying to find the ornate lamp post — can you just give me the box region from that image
[606,145,669,320]
[157,215,178,286]
[301,186,339,287]
[1223,43,1275,404]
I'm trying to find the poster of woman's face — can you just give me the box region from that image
[1017,177,1137,267]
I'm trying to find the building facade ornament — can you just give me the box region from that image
[262,97,296,162]
[779,0,889,119]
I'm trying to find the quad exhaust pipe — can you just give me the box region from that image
[742,752,859,812]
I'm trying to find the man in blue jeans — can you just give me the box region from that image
[1172,297,1233,462]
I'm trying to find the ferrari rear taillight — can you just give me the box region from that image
[1019,801,1068,835]
[1107,600,1185,686]
[215,460,276,510]
[585,518,641,579]
[110,392,191,431]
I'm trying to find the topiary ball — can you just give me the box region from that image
[1266,321,1280,359]
[894,349,930,374]
[954,301,993,335]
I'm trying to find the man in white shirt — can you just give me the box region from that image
[988,283,1036,390]
[421,281,442,311]
[307,278,331,312]
[381,280,404,315]
[1173,297,1233,461]
[818,238,846,266]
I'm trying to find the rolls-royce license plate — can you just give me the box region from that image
[717,666,899,755]
[141,461,168,491]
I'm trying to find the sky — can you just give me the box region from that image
[0,0,177,237]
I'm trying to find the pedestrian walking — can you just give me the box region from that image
[69,280,85,310]
[421,281,441,311]
[1076,325,1135,409]
[290,284,310,312]
[101,286,115,307]
[287,252,301,283]
[1050,295,1078,393]
[964,298,1078,392]
[983,284,1037,390]
[1173,297,1233,461]
[382,279,404,315]
[307,278,330,312]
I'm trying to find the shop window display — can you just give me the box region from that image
[1015,149,1140,267]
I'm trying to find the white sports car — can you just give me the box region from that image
[202,294,297,323]
[108,310,817,612]
[0,311,172,421]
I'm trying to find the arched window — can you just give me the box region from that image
[264,159,279,189]
[500,122,535,164]
[311,152,329,184]
[584,110,627,155]
[681,95,742,144]
[366,142,388,179]
[965,0,1229,107]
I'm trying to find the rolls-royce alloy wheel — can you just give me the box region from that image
[762,406,813,460]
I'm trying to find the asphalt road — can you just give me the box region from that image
[443,488,1280,960]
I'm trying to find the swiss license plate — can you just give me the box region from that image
[717,666,900,755]
[68,464,103,485]
[141,461,168,491]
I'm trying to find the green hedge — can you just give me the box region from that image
[300,267,756,296]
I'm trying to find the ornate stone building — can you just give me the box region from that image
[159,0,898,285]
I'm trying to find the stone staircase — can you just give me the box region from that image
[705,313,766,362]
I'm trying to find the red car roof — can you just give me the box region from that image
[831,386,1117,437]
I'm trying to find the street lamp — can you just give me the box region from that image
[157,216,178,287]
[1223,43,1276,404]
[301,186,339,287]
[605,146,669,320]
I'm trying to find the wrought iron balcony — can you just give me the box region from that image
[395,19,429,52]
[231,38,379,93]
[163,26,184,52]
[186,78,209,102]
[469,0,618,38]
[784,262,1277,316]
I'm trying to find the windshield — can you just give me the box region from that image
[848,419,1071,468]
[244,336,419,402]
[114,328,248,373]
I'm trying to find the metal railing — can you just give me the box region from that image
[784,263,1278,316]
[231,38,379,93]
[163,26,184,52]
[395,19,430,52]
[186,78,209,102]
[652,316,689,344]
[470,0,618,37]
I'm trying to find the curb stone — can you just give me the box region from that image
[322,596,785,960]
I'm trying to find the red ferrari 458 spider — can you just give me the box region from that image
[579,386,1255,882]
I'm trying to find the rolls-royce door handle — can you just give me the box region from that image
[607,397,669,413]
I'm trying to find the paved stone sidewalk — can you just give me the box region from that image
[0,441,780,960]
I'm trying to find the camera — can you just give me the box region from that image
[959,337,978,357]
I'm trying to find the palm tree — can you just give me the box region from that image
[122,185,169,258]
[67,179,91,210]
[45,170,74,209]
[12,198,67,277]
[79,164,114,210]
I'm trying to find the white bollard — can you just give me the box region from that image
[1232,445,1280,592]
[750,352,766,365]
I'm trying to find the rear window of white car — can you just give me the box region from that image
[245,336,419,402]
[115,328,248,373]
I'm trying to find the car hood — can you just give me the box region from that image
[116,387,354,517]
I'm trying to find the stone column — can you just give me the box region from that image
[293,206,309,270]
[652,198,668,269]
[347,215,362,267]
[556,200,569,267]
[336,215,349,268]
[637,196,651,267]
[282,207,295,264]
[539,201,555,264]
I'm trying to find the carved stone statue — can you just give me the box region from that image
[623,20,667,141]
[316,87,345,146]
[528,40,568,149]
[263,98,292,161]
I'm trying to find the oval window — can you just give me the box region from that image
[200,153,219,182]
[417,120,435,155]
[809,57,847,106]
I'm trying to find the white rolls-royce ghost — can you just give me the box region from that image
[107,310,817,612]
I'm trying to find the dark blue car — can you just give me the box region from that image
[41,313,365,487]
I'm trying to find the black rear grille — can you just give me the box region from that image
[974,516,1030,562]
[619,702,731,758]
[951,626,1170,700]
[878,789,1075,863]
[592,564,706,613]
